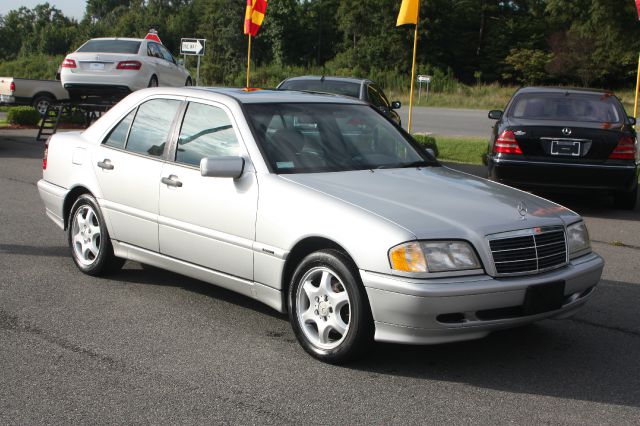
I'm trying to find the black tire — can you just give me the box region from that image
[613,185,638,210]
[68,194,124,276]
[148,75,158,87]
[33,95,54,117]
[288,249,373,364]
[185,77,192,86]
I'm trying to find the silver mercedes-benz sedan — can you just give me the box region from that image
[37,87,604,363]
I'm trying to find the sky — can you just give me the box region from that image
[0,1,88,21]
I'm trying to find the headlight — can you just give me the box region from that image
[567,221,591,258]
[389,241,481,273]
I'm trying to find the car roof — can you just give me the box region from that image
[131,87,367,105]
[515,86,615,97]
[281,76,372,85]
[87,37,146,42]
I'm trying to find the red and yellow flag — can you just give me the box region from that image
[244,0,267,36]
[396,0,419,26]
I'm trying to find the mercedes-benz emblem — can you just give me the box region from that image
[562,127,572,136]
[517,201,528,220]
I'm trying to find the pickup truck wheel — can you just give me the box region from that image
[33,95,53,116]
[68,194,124,276]
[288,249,373,364]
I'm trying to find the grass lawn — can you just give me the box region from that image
[414,134,487,165]
[389,85,637,114]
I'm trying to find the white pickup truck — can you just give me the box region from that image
[0,77,69,115]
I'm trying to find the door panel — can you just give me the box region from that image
[92,98,182,251]
[158,101,257,280]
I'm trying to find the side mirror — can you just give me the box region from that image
[391,101,401,110]
[425,148,436,158]
[488,110,503,120]
[629,116,636,126]
[200,156,245,179]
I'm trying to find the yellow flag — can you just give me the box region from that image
[396,0,419,26]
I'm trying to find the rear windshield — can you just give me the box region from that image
[508,93,623,123]
[77,40,141,54]
[279,80,361,99]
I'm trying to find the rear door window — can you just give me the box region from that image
[125,99,181,157]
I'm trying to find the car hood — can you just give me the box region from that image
[281,166,578,239]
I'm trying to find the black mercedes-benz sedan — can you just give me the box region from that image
[486,87,638,209]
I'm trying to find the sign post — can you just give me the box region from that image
[180,38,207,86]
[417,75,431,102]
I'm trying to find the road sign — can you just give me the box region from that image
[180,38,206,56]
[417,75,431,83]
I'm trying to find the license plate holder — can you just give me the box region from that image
[89,62,105,71]
[550,140,580,156]
[523,281,565,315]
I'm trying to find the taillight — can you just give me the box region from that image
[609,136,637,160]
[43,138,49,170]
[9,81,15,92]
[62,57,76,68]
[116,60,142,70]
[494,130,522,154]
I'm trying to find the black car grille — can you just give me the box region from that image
[489,227,567,276]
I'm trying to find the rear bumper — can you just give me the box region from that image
[489,157,638,193]
[361,252,604,345]
[64,84,132,99]
[37,179,69,230]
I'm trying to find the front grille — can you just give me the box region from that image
[489,227,567,276]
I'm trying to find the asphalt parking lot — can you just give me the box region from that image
[1,129,639,424]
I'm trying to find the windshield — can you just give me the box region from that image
[279,80,361,99]
[78,40,141,54]
[508,93,623,123]
[245,103,435,174]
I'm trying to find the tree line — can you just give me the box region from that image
[1,0,639,90]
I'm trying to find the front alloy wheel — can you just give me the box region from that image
[288,249,373,364]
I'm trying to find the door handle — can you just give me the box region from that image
[161,175,183,188]
[97,159,114,170]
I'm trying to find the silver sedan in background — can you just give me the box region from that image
[37,88,604,363]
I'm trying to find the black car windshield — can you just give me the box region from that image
[78,40,142,54]
[508,93,622,123]
[279,80,361,99]
[245,103,435,174]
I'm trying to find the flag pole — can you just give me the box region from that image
[246,35,252,88]
[634,52,640,127]
[408,17,419,133]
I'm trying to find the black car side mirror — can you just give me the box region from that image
[629,117,636,126]
[488,110,503,120]
[391,101,401,110]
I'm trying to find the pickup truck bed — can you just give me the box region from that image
[0,77,69,115]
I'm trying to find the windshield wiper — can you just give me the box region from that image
[373,161,432,170]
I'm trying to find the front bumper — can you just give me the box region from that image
[489,157,638,193]
[361,252,604,344]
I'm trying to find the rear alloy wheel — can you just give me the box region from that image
[148,75,158,87]
[33,95,54,117]
[68,194,124,276]
[613,185,638,210]
[185,77,192,86]
[288,249,373,364]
